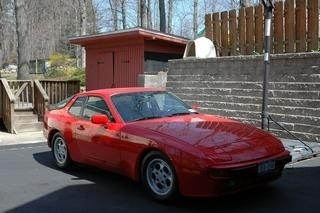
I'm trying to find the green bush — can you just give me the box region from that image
[45,53,85,86]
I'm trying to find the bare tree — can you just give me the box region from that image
[193,0,198,39]
[147,0,152,28]
[167,0,173,34]
[120,0,127,29]
[0,0,4,68]
[14,0,30,79]
[109,0,118,30]
[159,0,165,32]
[240,0,253,7]
[136,0,140,26]
[79,0,87,68]
[140,0,147,28]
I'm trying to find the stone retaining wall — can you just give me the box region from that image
[167,53,320,142]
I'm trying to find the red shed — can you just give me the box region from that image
[70,28,188,90]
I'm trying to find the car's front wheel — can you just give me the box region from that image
[52,132,71,169]
[141,151,178,201]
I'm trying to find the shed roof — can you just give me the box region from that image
[69,28,189,46]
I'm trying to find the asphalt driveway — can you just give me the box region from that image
[0,143,319,213]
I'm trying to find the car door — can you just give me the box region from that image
[74,96,121,169]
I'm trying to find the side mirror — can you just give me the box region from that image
[91,114,109,125]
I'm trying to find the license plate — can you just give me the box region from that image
[258,160,275,175]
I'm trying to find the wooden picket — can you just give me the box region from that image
[255,5,264,53]
[212,13,221,55]
[274,1,284,53]
[296,0,307,52]
[229,10,237,55]
[204,0,319,56]
[205,14,212,43]
[246,7,255,55]
[307,0,319,51]
[239,8,246,55]
[284,0,295,52]
[221,11,229,56]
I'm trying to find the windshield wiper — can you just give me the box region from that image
[167,112,193,117]
[133,116,164,121]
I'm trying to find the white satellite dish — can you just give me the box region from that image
[183,37,216,59]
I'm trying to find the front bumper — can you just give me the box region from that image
[178,153,292,197]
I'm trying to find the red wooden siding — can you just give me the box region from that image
[114,46,144,88]
[71,28,187,90]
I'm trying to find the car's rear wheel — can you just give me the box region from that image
[52,132,71,169]
[141,151,178,201]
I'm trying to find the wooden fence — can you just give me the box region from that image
[205,0,319,56]
[0,79,80,133]
[40,80,80,104]
[0,79,15,133]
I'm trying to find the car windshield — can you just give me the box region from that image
[111,91,196,122]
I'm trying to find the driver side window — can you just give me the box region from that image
[82,96,113,121]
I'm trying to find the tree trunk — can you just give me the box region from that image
[167,0,173,34]
[140,0,147,28]
[109,0,118,30]
[79,0,87,68]
[0,0,4,68]
[147,0,152,28]
[88,0,97,33]
[159,0,166,32]
[240,0,252,7]
[14,0,30,80]
[193,0,198,39]
[136,0,140,26]
[121,0,127,29]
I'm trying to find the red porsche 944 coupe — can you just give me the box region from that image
[44,87,291,201]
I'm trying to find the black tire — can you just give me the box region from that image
[141,151,178,201]
[52,132,71,169]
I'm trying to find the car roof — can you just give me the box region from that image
[80,87,166,97]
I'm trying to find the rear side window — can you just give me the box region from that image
[69,96,87,117]
[83,96,113,121]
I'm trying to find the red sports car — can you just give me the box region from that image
[44,87,291,201]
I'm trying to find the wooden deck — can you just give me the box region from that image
[0,79,80,133]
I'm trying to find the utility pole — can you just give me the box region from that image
[261,0,274,130]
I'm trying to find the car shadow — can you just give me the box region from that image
[6,151,320,213]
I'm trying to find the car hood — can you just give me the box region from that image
[131,114,285,164]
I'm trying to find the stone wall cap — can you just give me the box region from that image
[169,52,320,63]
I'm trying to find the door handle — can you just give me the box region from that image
[77,125,85,131]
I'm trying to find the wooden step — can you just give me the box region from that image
[14,110,43,133]
[15,111,39,123]
[14,122,43,133]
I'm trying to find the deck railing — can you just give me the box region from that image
[7,80,33,110]
[0,79,15,133]
[40,80,80,104]
[0,79,80,133]
[34,80,49,121]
